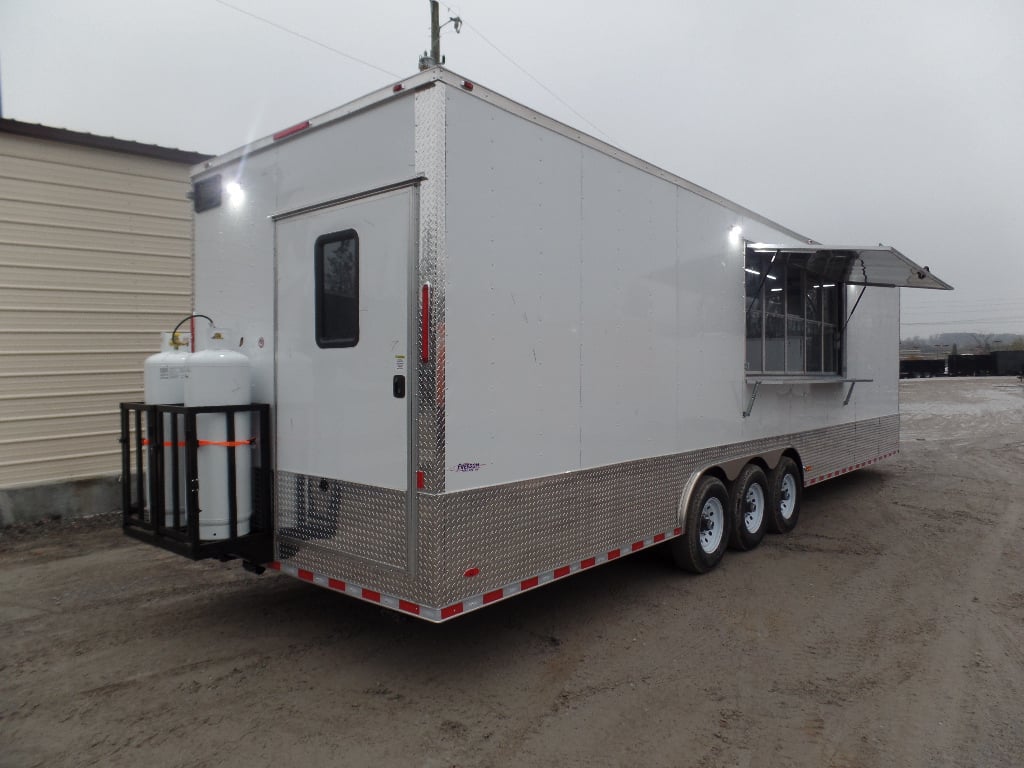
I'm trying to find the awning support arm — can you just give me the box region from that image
[842,378,873,405]
[843,381,858,406]
[745,250,778,317]
[743,380,761,418]
[840,286,867,336]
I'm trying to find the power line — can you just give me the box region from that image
[460,19,618,145]
[210,0,400,78]
[212,0,617,145]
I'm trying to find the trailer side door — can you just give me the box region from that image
[275,188,416,491]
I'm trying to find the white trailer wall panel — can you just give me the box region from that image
[444,90,584,488]
[443,88,828,490]
[0,129,198,492]
[192,97,416,406]
[577,151,679,469]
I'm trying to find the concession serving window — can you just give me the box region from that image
[742,243,952,416]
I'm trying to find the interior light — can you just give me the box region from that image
[822,283,836,288]
[770,287,783,292]
[745,266,777,280]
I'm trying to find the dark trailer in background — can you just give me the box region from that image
[899,359,946,378]
[948,354,995,377]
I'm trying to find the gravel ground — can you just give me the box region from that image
[2,377,1022,768]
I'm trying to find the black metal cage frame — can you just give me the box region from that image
[119,402,273,563]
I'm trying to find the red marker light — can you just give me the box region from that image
[463,568,480,578]
[273,120,311,141]
[393,84,404,93]
[416,470,425,489]
[461,80,474,91]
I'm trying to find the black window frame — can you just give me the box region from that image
[744,247,844,376]
[192,174,222,213]
[314,229,360,349]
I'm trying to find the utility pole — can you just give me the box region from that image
[419,1,461,70]
[431,1,441,66]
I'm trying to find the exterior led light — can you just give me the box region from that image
[729,225,743,244]
[225,181,245,206]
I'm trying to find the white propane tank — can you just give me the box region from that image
[184,328,252,540]
[143,331,190,526]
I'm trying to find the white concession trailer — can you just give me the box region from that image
[121,67,951,621]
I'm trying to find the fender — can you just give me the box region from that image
[676,448,789,529]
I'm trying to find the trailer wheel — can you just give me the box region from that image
[767,457,802,534]
[671,475,730,574]
[728,464,769,551]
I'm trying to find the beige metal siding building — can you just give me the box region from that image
[0,119,208,523]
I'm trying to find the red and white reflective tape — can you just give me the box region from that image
[268,526,683,623]
[804,449,898,487]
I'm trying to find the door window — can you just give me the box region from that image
[315,230,359,347]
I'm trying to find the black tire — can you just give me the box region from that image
[728,464,769,551]
[767,456,802,534]
[670,475,731,574]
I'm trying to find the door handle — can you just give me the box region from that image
[393,375,406,399]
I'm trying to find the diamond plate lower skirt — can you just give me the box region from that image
[276,413,898,608]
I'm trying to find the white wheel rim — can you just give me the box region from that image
[779,473,797,520]
[743,482,765,533]
[698,497,725,554]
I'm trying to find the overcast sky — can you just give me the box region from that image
[1,0,1021,337]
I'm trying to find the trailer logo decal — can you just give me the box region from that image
[450,462,485,473]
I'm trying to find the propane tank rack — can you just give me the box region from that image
[119,402,273,563]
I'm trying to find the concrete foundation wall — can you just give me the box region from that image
[0,475,120,527]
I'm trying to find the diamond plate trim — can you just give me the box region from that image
[275,471,407,571]
[429,414,900,604]
[415,82,446,494]
[274,415,899,612]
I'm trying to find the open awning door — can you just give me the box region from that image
[747,244,953,290]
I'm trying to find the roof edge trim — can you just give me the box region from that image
[0,118,211,165]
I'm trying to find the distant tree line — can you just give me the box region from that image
[899,332,1024,355]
